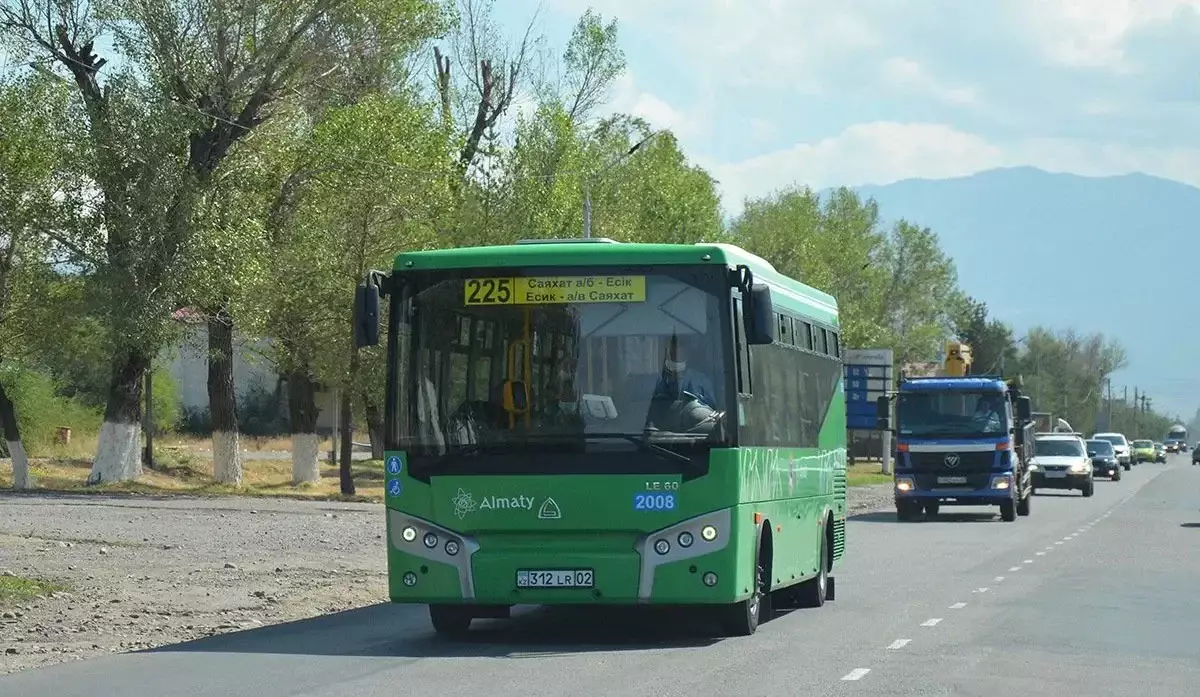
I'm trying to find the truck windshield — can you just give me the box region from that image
[896,390,1008,438]
[395,266,730,476]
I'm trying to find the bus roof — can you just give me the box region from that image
[898,377,1009,392]
[392,239,838,317]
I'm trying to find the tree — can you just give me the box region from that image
[0,74,85,488]
[953,297,1018,375]
[1,0,447,483]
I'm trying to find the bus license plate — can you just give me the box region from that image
[516,569,594,588]
[937,476,967,484]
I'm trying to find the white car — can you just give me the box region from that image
[1030,433,1095,497]
[1090,432,1133,470]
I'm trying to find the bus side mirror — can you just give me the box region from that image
[503,380,529,414]
[876,395,890,430]
[1016,396,1032,421]
[744,283,775,345]
[354,281,380,348]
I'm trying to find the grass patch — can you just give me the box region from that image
[0,452,385,503]
[848,461,893,487]
[0,575,65,607]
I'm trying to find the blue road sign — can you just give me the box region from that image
[844,362,892,430]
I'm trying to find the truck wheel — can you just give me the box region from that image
[896,501,922,521]
[1000,498,1017,522]
[1017,491,1031,516]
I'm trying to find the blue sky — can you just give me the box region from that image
[497,0,1200,216]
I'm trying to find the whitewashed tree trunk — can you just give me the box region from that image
[292,433,320,484]
[212,431,243,485]
[88,420,143,484]
[8,440,33,489]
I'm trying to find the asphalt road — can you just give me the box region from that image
[4,455,1197,696]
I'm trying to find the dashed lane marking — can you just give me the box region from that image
[921,618,942,627]
[1023,559,1034,564]
[841,668,870,681]
[995,575,1006,582]
[949,602,966,609]
[887,639,911,650]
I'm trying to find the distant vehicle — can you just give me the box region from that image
[1153,442,1167,463]
[1091,432,1133,470]
[879,371,1035,522]
[1165,424,1188,452]
[1193,444,1200,465]
[1131,439,1156,463]
[1085,439,1122,481]
[1030,433,1094,497]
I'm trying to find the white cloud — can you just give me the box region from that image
[702,121,1200,215]
[603,73,706,139]
[1014,0,1200,68]
[879,57,979,107]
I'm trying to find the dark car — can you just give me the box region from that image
[1193,444,1200,465]
[1086,439,1122,481]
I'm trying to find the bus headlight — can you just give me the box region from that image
[654,539,671,555]
[700,525,718,542]
[445,540,460,556]
[401,526,417,542]
[423,532,438,549]
[678,532,694,547]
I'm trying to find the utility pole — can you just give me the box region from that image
[582,131,663,238]
[1134,387,1140,437]
[1106,379,1113,431]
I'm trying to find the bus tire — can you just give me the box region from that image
[429,604,472,638]
[720,528,772,636]
[793,523,829,609]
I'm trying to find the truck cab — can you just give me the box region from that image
[877,375,1034,522]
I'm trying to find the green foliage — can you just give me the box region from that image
[0,366,102,453]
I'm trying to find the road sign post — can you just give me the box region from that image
[844,348,895,475]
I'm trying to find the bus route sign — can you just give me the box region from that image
[464,275,646,306]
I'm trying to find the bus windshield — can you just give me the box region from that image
[896,390,1009,438]
[395,266,731,476]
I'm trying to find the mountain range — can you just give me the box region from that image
[845,166,1197,419]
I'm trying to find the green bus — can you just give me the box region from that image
[354,238,848,637]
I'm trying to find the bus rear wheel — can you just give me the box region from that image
[792,528,829,608]
[429,604,472,638]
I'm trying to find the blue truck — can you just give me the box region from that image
[876,375,1035,522]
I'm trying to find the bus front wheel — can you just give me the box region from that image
[720,538,772,636]
[429,604,472,638]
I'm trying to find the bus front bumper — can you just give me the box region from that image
[384,507,748,606]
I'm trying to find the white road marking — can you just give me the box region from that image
[973,587,989,593]
[1055,541,1064,545]
[921,618,942,627]
[887,639,911,650]
[1036,551,1046,556]
[842,668,871,681]
[995,575,1006,582]
[1023,559,1034,564]
[950,602,967,609]
[1009,566,1021,572]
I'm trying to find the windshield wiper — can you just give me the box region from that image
[589,433,695,466]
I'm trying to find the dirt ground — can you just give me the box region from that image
[0,484,895,676]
